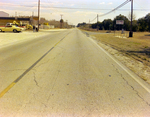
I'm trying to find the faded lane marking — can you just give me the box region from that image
[0,33,68,98]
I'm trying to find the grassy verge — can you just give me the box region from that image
[91,31,150,66]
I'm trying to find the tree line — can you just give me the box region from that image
[77,13,150,32]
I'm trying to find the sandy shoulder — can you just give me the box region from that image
[0,31,50,48]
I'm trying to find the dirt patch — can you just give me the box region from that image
[82,30,150,84]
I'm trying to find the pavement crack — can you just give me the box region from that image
[112,64,150,106]
[34,59,51,68]
[42,103,48,108]
[121,75,150,106]
[33,72,41,88]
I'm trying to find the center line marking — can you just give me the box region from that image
[0,34,67,98]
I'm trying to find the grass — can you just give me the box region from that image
[81,28,150,65]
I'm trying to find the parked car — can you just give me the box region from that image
[0,25,22,33]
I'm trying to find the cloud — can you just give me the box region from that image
[70,4,75,7]
[41,1,63,6]
[0,2,21,7]
[99,2,113,5]
[74,11,97,15]
[0,2,36,9]
[108,2,113,5]
[99,2,105,5]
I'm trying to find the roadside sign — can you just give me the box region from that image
[116,20,124,25]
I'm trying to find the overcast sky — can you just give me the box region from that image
[0,0,150,25]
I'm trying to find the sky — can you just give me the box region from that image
[0,0,150,25]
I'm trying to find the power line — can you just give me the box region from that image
[90,0,131,23]
[38,6,150,11]
[1,2,150,11]
[90,16,97,23]
[98,0,130,17]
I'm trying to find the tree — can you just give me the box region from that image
[145,13,150,32]
[77,22,86,27]
[137,18,147,31]
[102,19,113,30]
[60,19,64,28]
[98,22,103,30]
[91,23,97,29]
[128,12,136,21]
[91,13,150,32]
[91,22,103,30]
[60,19,64,23]
[132,20,138,32]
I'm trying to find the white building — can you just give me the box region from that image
[0,11,9,17]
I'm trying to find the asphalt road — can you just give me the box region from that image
[0,28,150,116]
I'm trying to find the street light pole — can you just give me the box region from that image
[129,0,133,37]
[38,0,40,32]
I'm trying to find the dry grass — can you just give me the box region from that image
[91,31,150,66]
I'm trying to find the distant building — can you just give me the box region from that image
[0,11,9,17]
[0,16,38,26]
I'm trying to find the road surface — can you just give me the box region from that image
[0,28,150,116]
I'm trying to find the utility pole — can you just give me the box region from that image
[61,14,63,19]
[60,14,63,28]
[32,11,34,16]
[38,0,40,32]
[66,20,68,28]
[97,14,99,31]
[129,0,133,37]
[15,12,17,20]
[89,19,90,29]
[31,12,34,26]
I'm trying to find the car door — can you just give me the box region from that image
[5,26,12,31]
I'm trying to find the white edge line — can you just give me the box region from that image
[89,37,150,93]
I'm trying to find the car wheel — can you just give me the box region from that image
[0,29,2,32]
[13,29,17,33]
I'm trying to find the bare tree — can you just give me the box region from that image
[128,12,136,21]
